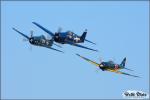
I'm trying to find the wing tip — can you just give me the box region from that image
[95,49,99,52]
[135,75,141,78]
[12,27,19,33]
[76,53,80,57]
[32,22,37,24]
[12,27,17,31]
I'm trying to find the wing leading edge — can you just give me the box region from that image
[12,28,29,39]
[76,54,100,67]
[32,22,54,37]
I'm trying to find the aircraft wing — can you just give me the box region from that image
[12,28,29,39]
[45,46,64,53]
[32,22,54,37]
[107,69,140,78]
[66,41,98,52]
[76,54,100,67]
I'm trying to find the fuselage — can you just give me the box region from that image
[29,35,53,47]
[54,31,82,44]
[99,61,124,71]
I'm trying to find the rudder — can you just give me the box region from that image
[80,29,87,42]
[120,57,126,67]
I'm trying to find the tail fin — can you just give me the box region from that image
[80,29,87,42]
[120,57,126,67]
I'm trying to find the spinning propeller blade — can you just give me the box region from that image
[29,44,32,51]
[22,38,28,42]
[46,34,52,40]
[99,57,103,63]
[30,30,33,37]
[58,27,62,33]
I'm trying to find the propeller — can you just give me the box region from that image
[99,57,103,63]
[22,38,32,51]
[28,30,34,51]
[29,44,32,51]
[85,29,88,32]
[47,34,52,40]
[57,27,62,33]
[30,30,33,37]
[95,68,100,73]
[22,38,28,42]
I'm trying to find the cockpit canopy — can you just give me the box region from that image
[33,35,46,40]
[108,61,115,64]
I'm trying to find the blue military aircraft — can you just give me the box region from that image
[32,22,98,52]
[76,54,140,78]
[12,28,63,53]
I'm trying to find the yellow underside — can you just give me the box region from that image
[106,68,120,72]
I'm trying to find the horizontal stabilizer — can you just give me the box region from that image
[85,39,96,45]
[124,67,134,71]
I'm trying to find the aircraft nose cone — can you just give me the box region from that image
[100,64,104,67]
[29,38,33,43]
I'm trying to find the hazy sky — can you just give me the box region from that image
[1,1,149,99]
